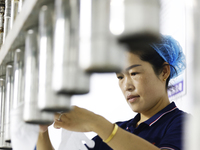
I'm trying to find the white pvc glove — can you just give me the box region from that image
[58,129,95,150]
[10,103,39,150]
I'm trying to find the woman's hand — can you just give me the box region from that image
[39,122,53,133]
[53,106,100,132]
[53,106,161,150]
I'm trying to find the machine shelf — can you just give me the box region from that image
[0,0,53,65]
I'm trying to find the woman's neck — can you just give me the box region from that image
[137,98,170,127]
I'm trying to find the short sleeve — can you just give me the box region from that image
[157,114,184,150]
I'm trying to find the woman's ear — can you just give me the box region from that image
[162,62,170,81]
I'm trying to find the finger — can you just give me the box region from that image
[53,122,60,129]
[71,105,76,110]
[53,121,64,129]
[71,105,79,111]
[54,113,61,120]
[55,114,67,123]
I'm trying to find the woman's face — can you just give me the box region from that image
[116,51,167,114]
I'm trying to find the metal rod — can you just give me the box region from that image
[3,0,11,43]
[79,0,125,73]
[0,65,11,149]
[0,1,4,48]
[38,3,71,112]
[17,0,24,13]
[23,27,54,124]
[4,63,13,143]
[52,0,91,95]
[13,47,24,109]
[10,0,19,28]
[64,0,90,95]
[117,0,161,47]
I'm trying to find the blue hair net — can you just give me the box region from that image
[150,35,186,79]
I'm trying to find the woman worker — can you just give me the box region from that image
[37,35,187,150]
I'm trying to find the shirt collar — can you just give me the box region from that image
[146,102,177,126]
[127,102,177,127]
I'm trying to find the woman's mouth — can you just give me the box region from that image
[127,95,140,103]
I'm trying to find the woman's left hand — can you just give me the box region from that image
[53,106,100,132]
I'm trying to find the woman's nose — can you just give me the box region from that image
[124,77,135,91]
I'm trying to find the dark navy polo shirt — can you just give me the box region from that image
[87,102,187,150]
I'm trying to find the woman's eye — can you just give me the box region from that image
[131,72,138,76]
[117,76,123,80]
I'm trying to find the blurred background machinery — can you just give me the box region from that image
[0,0,198,149]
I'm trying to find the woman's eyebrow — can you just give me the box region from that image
[125,64,141,71]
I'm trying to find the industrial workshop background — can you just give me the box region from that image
[0,0,198,149]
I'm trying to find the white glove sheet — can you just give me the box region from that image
[10,103,39,150]
[58,129,95,150]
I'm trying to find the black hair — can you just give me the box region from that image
[126,44,177,89]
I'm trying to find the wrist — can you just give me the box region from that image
[103,124,118,143]
[90,115,114,141]
[39,125,49,133]
[39,129,49,138]
[88,114,102,132]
